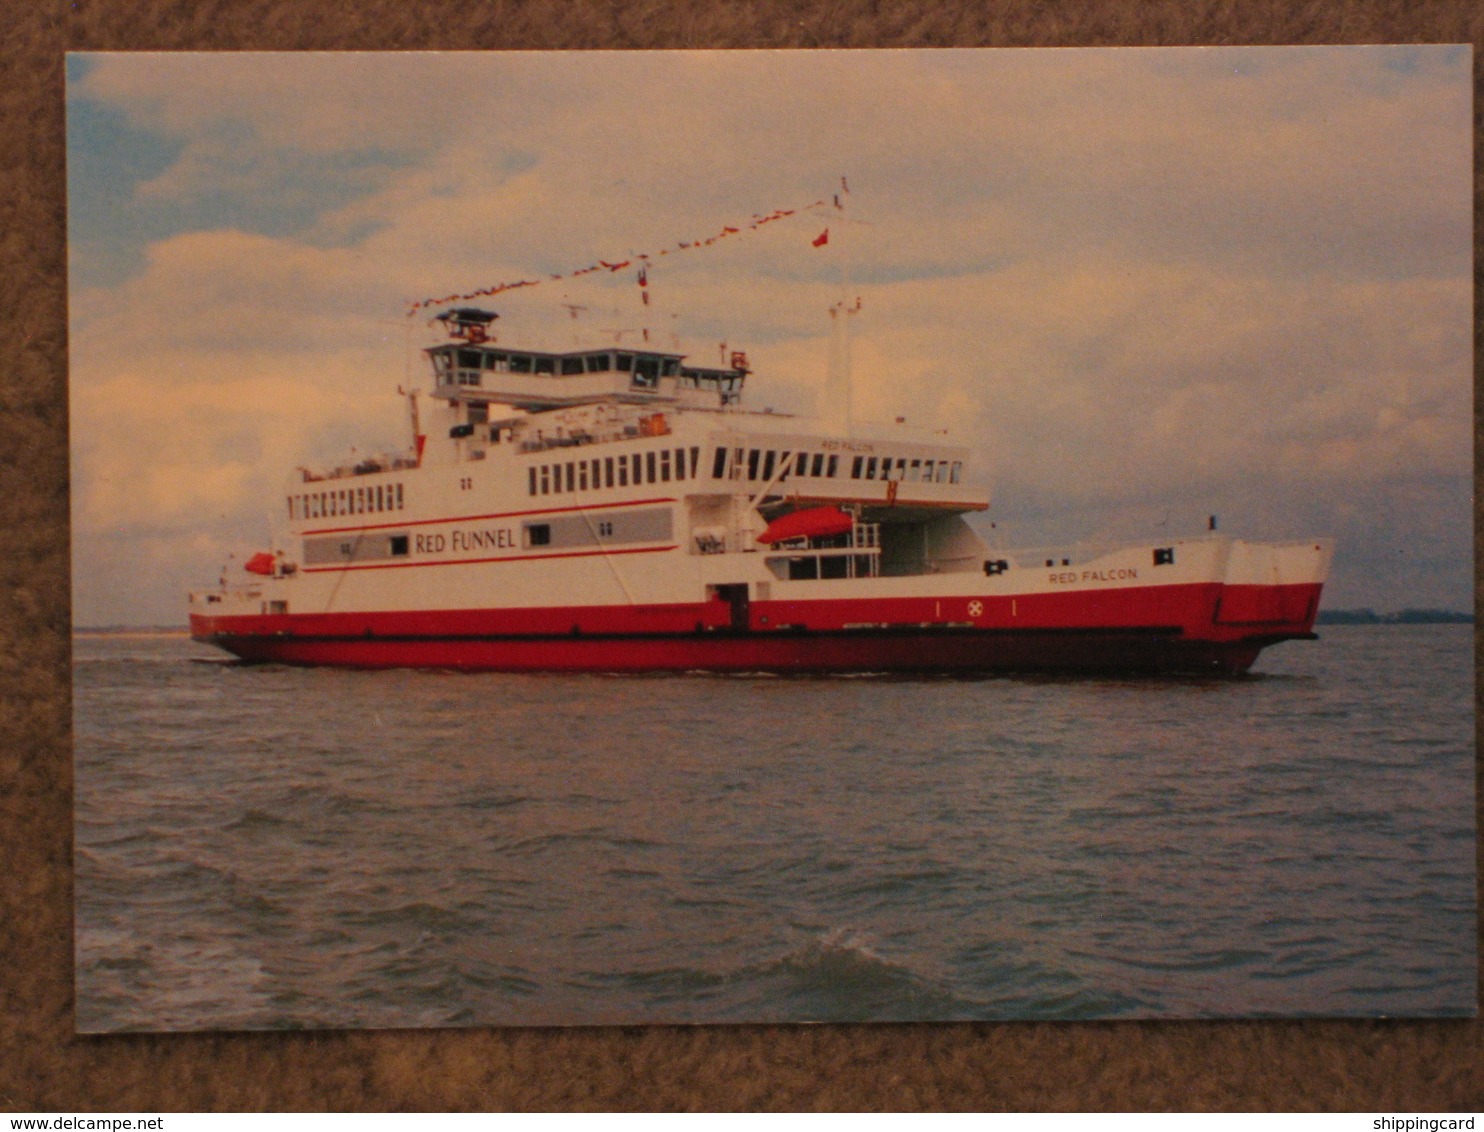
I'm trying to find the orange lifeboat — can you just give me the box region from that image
[757,506,854,546]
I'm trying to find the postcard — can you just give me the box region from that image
[68,47,1475,1031]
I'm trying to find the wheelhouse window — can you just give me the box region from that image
[712,448,727,478]
[456,349,484,384]
[585,353,611,372]
[534,356,555,375]
[509,354,533,373]
[633,356,661,388]
[560,357,584,375]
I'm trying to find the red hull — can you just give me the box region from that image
[190,581,1322,675]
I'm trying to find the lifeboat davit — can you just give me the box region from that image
[757,506,854,545]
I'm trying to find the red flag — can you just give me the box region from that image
[812,229,829,247]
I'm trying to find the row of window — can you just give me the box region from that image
[528,446,703,496]
[713,447,840,483]
[525,445,966,495]
[715,447,962,485]
[849,454,962,484]
[434,348,683,387]
[432,347,746,398]
[289,482,405,521]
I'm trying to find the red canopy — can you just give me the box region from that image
[244,552,276,576]
[757,506,854,546]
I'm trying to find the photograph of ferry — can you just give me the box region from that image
[187,296,1332,677]
[68,49,1474,1030]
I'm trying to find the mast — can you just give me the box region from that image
[823,177,858,437]
[406,386,423,466]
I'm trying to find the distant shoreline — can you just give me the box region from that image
[1316,610,1473,625]
[73,628,192,638]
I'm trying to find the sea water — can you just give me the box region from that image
[72,625,1476,1030]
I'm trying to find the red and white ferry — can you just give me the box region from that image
[189,306,1331,674]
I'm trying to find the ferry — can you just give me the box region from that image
[188,305,1332,674]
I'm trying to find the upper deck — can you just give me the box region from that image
[425,306,749,412]
[290,304,988,519]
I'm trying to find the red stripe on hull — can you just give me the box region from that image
[190,582,1323,675]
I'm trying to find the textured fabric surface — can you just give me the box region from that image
[4,0,1480,1111]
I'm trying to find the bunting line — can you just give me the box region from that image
[405,192,839,317]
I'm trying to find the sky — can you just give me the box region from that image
[66,47,1473,626]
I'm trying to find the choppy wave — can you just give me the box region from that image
[73,626,1477,1030]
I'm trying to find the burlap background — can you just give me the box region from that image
[3,0,1479,1111]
